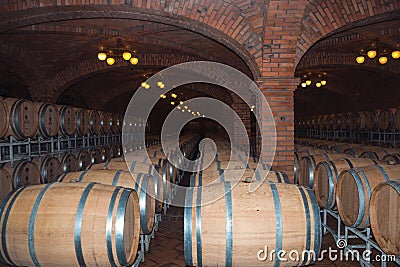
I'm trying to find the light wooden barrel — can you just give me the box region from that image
[101,112,111,134]
[359,147,390,161]
[202,160,269,172]
[378,108,396,131]
[76,108,90,135]
[1,160,40,189]
[382,153,400,165]
[76,150,91,170]
[190,169,289,186]
[0,169,12,205]
[370,180,400,255]
[88,110,101,135]
[148,157,176,184]
[0,182,139,267]
[4,98,38,140]
[58,105,77,136]
[33,156,62,184]
[365,110,379,130]
[89,160,166,213]
[336,164,400,228]
[297,153,347,189]
[0,97,9,138]
[35,102,59,138]
[394,108,400,131]
[58,170,155,234]
[58,153,78,173]
[110,114,120,134]
[184,181,322,266]
[90,148,105,164]
[314,158,377,210]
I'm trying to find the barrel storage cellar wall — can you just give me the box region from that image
[0,1,399,267]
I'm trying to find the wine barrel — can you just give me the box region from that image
[4,98,38,140]
[0,169,12,205]
[348,111,367,131]
[76,108,90,135]
[190,169,289,186]
[318,115,325,129]
[365,110,379,130]
[331,114,340,131]
[394,108,400,131]
[76,150,91,170]
[58,170,155,234]
[378,108,396,131]
[118,114,123,132]
[1,160,40,189]
[88,110,101,135]
[90,148,105,164]
[32,156,62,183]
[89,159,166,213]
[382,153,400,165]
[58,153,78,173]
[110,114,120,134]
[101,146,112,161]
[0,182,139,267]
[0,97,9,138]
[111,144,123,158]
[58,105,77,136]
[370,180,400,255]
[297,153,347,189]
[336,164,400,228]
[339,113,349,130]
[184,181,322,266]
[100,112,111,134]
[35,102,59,138]
[314,158,377,210]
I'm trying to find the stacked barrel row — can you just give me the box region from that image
[184,137,322,266]
[295,138,400,256]
[0,96,123,140]
[296,107,400,131]
[0,134,200,266]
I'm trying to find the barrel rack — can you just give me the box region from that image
[296,129,400,147]
[321,209,400,267]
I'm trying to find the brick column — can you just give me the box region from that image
[231,101,251,150]
[258,78,298,181]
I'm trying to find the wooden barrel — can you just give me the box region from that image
[58,170,155,234]
[190,169,289,186]
[382,153,400,165]
[1,160,40,189]
[378,108,396,131]
[100,112,111,134]
[90,148,105,164]
[359,147,390,161]
[111,144,123,158]
[76,108,90,135]
[336,164,400,228]
[202,160,269,172]
[76,150,91,170]
[348,111,367,131]
[365,110,379,130]
[33,156,62,184]
[339,113,348,130]
[297,153,347,189]
[110,114,120,134]
[118,114,123,132]
[0,182,139,267]
[370,180,400,255]
[314,158,377,210]
[88,110,101,135]
[394,108,400,131]
[0,97,9,139]
[89,159,166,213]
[57,105,77,136]
[331,114,340,131]
[184,181,322,266]
[4,98,38,140]
[101,146,112,161]
[317,115,325,129]
[0,169,12,205]
[58,153,78,173]
[35,102,59,138]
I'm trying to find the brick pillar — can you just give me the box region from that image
[257,78,298,181]
[231,101,251,150]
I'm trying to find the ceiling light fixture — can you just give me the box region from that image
[97,38,139,66]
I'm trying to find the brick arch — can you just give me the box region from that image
[0,3,262,79]
[296,0,400,64]
[38,54,202,102]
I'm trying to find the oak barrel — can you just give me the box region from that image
[58,170,155,234]
[76,108,90,135]
[35,102,59,138]
[314,158,377,210]
[336,164,400,228]
[76,150,91,171]
[348,111,367,131]
[365,110,379,130]
[90,148,105,164]
[88,110,101,135]
[184,181,321,266]
[4,98,38,140]
[378,108,396,131]
[1,160,40,189]
[58,105,77,136]
[370,180,400,255]
[100,112,111,134]
[394,108,400,131]
[0,97,9,138]
[58,153,78,173]
[110,114,120,134]
[101,146,112,161]
[33,156,62,183]
[0,182,140,267]
[0,169,12,205]
[339,113,349,130]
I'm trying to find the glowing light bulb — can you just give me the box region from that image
[106,57,115,65]
[306,80,312,85]
[122,52,132,60]
[130,57,138,65]
[367,50,377,59]
[379,56,388,64]
[97,52,107,61]
[356,56,365,64]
